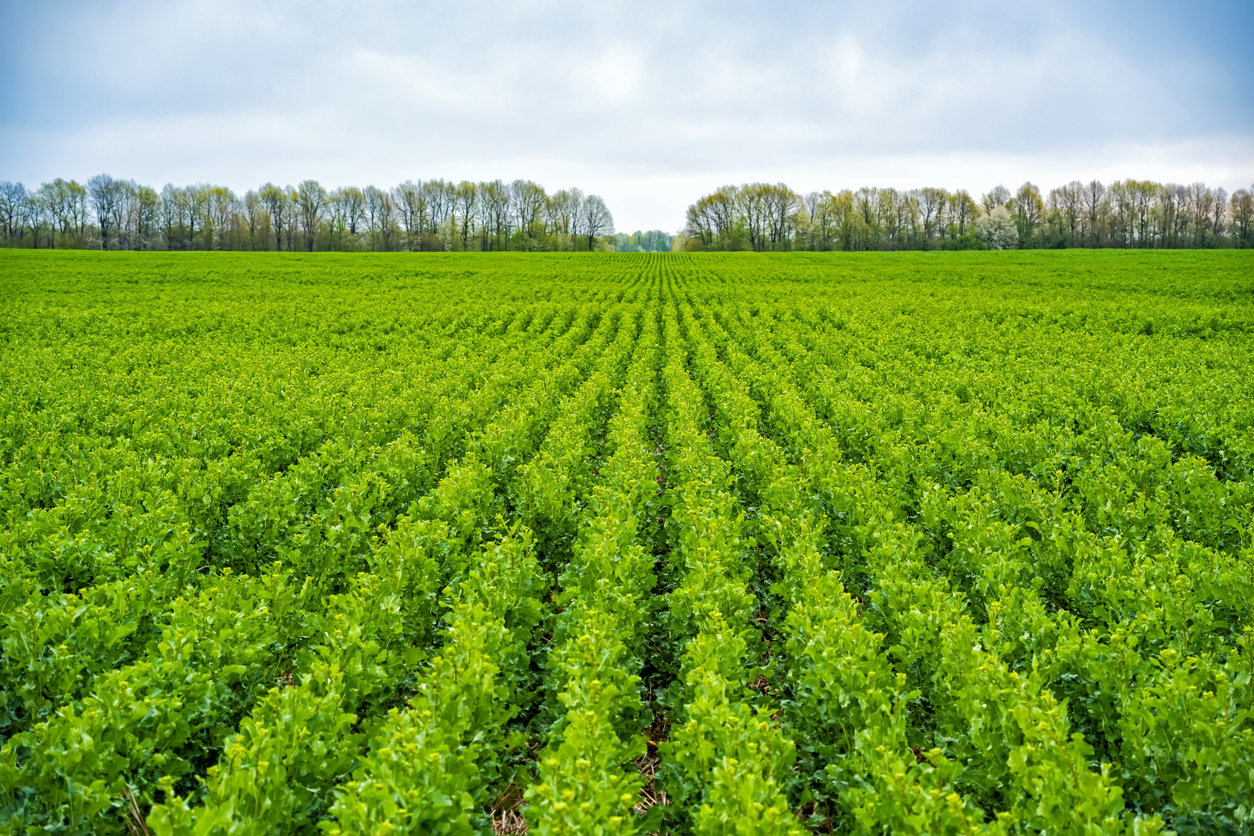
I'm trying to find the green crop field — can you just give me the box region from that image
[1,249,1252,835]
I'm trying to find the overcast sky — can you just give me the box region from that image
[2,0,1252,232]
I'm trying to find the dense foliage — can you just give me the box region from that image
[0,177,615,253]
[1,249,1251,835]
[682,181,1254,251]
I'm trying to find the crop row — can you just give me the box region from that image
[0,251,1250,834]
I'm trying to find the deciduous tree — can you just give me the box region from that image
[259,183,290,251]
[295,180,327,251]
[580,194,613,251]
[977,205,1019,250]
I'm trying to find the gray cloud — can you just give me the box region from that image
[2,0,1251,231]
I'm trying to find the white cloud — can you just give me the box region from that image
[2,0,1251,231]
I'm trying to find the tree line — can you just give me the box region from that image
[610,230,674,253]
[682,180,1254,251]
[0,176,617,252]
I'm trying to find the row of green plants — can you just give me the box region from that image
[316,307,649,833]
[682,296,1141,832]
[0,285,641,831]
[0,250,1250,833]
[524,311,662,833]
[701,290,1251,832]
[145,300,635,833]
[649,303,802,834]
[0,300,576,744]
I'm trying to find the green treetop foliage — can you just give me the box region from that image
[681,180,1254,252]
[0,176,616,253]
